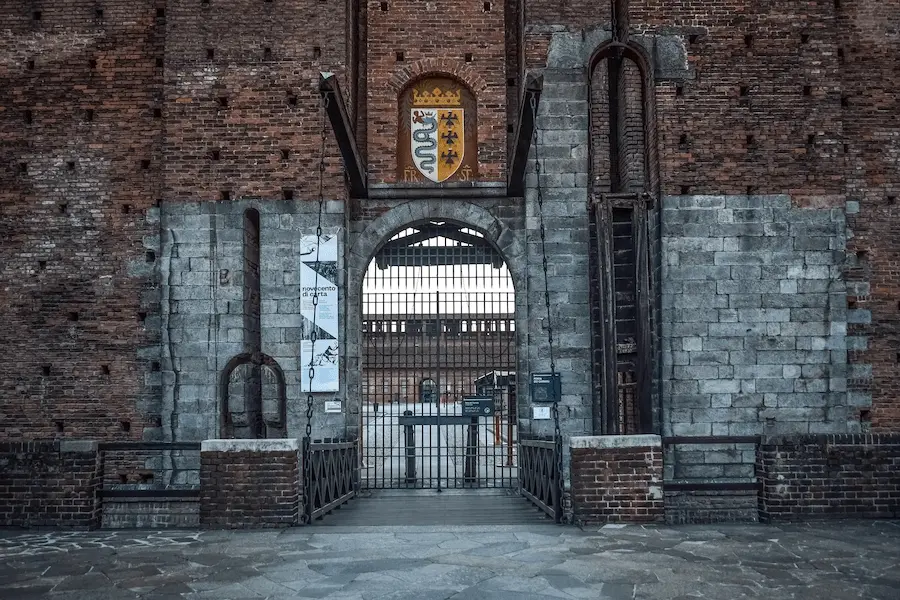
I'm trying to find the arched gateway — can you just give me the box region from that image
[359,222,518,490]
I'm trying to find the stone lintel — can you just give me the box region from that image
[570,435,662,449]
[201,439,300,452]
[59,440,99,453]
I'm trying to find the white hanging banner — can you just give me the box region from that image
[300,234,340,392]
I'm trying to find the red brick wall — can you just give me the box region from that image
[0,441,100,528]
[840,3,900,432]
[365,0,508,183]
[162,0,347,202]
[0,1,163,441]
[757,434,900,521]
[199,448,300,528]
[570,439,664,524]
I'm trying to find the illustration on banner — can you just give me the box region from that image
[300,234,339,392]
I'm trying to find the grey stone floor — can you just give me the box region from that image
[1,521,898,599]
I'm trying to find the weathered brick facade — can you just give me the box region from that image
[1,1,898,525]
[199,439,301,528]
[757,433,900,521]
[570,436,665,524]
[0,440,100,528]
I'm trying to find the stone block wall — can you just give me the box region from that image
[757,433,900,521]
[199,439,301,529]
[663,439,759,523]
[662,194,852,439]
[0,441,100,528]
[156,200,346,442]
[570,435,664,524]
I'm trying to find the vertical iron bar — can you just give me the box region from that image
[436,289,442,492]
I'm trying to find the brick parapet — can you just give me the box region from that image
[0,441,100,528]
[199,442,301,529]
[570,436,664,525]
[757,433,900,521]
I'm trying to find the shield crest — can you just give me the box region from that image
[411,108,465,183]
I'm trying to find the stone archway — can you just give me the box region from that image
[345,200,526,445]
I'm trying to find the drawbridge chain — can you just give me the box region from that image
[302,93,330,524]
[530,94,565,521]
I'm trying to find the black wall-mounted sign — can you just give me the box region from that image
[462,396,495,417]
[531,372,561,403]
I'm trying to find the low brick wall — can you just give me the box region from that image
[757,434,900,521]
[570,435,664,525]
[199,439,301,528]
[664,490,758,524]
[0,440,100,528]
[102,497,200,529]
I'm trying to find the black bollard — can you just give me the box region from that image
[403,409,416,484]
[464,417,478,485]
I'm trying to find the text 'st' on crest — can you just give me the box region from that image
[398,77,478,184]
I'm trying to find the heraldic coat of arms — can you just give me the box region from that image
[409,85,465,183]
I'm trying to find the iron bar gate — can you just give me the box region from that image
[361,223,518,489]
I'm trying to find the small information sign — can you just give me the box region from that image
[324,401,342,414]
[531,372,561,403]
[533,406,551,420]
[461,396,494,417]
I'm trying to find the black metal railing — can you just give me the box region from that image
[97,442,201,499]
[662,436,762,492]
[519,438,561,522]
[305,438,358,522]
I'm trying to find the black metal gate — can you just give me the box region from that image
[361,223,517,489]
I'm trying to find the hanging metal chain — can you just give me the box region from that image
[530,94,564,519]
[610,0,619,42]
[302,93,330,524]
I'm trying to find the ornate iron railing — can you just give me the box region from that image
[519,438,561,522]
[305,439,358,521]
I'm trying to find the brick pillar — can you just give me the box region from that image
[570,435,664,525]
[200,439,301,528]
[58,440,102,528]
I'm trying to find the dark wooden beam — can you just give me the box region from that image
[319,72,367,198]
[507,73,543,198]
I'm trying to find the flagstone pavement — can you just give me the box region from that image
[0,520,898,599]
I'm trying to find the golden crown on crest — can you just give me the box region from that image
[411,86,462,107]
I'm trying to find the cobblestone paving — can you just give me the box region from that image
[0,521,897,599]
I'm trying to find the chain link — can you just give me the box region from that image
[610,0,619,41]
[302,93,330,524]
[530,94,564,520]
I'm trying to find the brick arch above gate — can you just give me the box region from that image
[388,59,489,96]
[347,200,525,296]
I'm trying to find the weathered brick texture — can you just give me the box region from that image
[365,0,508,183]
[0,1,163,441]
[570,436,664,524]
[199,445,301,528]
[0,441,100,528]
[757,434,900,521]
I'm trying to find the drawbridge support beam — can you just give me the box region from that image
[319,72,367,199]
[507,73,543,198]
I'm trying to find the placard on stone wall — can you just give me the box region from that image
[300,234,339,392]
